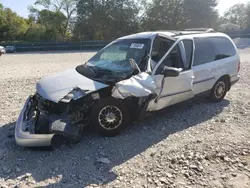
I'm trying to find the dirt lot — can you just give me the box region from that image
[0,50,250,188]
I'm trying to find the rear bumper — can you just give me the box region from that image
[230,75,240,86]
[15,96,54,147]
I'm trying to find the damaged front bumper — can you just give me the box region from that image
[15,96,54,147]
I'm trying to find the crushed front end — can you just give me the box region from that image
[15,93,93,147]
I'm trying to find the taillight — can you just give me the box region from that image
[238,61,241,73]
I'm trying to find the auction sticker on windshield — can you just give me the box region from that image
[130,43,145,49]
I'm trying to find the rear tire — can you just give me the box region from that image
[209,78,228,103]
[91,97,131,137]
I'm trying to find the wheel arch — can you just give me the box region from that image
[123,97,140,120]
[217,74,230,91]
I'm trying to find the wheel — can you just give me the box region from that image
[209,78,228,103]
[91,97,130,136]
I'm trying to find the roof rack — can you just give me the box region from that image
[184,28,215,32]
[155,30,182,35]
[153,28,216,37]
[155,28,215,35]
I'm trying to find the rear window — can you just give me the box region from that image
[193,37,236,66]
[210,37,236,60]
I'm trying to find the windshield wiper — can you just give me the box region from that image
[93,67,116,75]
[84,65,96,75]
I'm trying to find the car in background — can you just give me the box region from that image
[0,46,6,55]
[5,46,15,53]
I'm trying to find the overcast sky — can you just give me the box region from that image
[216,0,250,14]
[1,0,250,18]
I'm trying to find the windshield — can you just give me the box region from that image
[76,39,151,84]
[87,39,150,72]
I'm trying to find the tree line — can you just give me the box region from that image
[0,0,249,42]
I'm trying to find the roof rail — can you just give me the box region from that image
[152,29,216,37]
[184,28,215,32]
[155,30,182,34]
[155,28,215,35]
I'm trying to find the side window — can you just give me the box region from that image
[193,38,216,66]
[151,36,174,63]
[209,37,236,60]
[162,46,183,68]
[182,40,193,69]
[155,45,184,74]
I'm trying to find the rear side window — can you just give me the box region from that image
[209,37,236,60]
[193,38,215,66]
[193,37,236,66]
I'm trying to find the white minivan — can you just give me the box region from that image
[15,30,240,147]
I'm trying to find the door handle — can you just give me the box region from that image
[192,76,195,79]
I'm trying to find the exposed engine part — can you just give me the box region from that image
[36,94,68,115]
[34,92,96,137]
[68,104,93,128]
[50,118,82,142]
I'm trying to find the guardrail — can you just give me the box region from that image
[222,29,250,39]
[0,41,111,52]
[2,31,250,53]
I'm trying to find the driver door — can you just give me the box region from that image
[147,37,195,111]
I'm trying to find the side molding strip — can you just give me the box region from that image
[159,89,192,99]
[193,77,215,85]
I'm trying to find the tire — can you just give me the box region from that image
[91,97,131,137]
[209,78,228,103]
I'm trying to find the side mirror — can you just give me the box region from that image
[162,67,182,77]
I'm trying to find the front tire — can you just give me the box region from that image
[91,97,130,137]
[209,78,228,103]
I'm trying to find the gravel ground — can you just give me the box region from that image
[0,50,250,188]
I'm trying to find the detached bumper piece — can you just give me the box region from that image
[15,96,82,148]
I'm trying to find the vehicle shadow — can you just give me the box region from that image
[0,97,230,187]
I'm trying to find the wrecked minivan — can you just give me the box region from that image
[15,30,240,147]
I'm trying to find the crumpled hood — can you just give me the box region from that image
[36,68,109,103]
